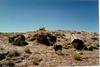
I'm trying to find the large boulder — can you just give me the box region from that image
[37,33,57,46]
[71,39,87,50]
[8,34,28,46]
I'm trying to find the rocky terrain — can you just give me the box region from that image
[0,28,99,67]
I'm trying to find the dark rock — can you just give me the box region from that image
[71,39,88,50]
[53,45,62,51]
[88,46,93,51]
[91,37,98,40]
[0,50,9,60]
[8,34,28,46]
[37,33,57,46]
[53,45,63,55]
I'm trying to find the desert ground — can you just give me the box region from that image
[0,28,99,67]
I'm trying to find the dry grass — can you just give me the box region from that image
[71,51,82,61]
[55,32,65,38]
[91,44,98,49]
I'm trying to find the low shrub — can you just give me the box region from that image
[72,51,82,61]
[55,32,65,38]
[38,27,46,31]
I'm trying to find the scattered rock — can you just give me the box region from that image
[0,30,99,66]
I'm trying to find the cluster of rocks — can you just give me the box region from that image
[7,32,99,58]
[8,32,99,51]
[0,31,99,66]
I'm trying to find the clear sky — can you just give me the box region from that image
[0,0,98,32]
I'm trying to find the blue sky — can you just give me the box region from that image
[0,0,98,32]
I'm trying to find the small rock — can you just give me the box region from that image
[88,46,93,51]
[53,45,63,55]
[53,45,62,51]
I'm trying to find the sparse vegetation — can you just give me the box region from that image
[55,32,65,38]
[2,33,13,37]
[88,41,99,50]
[72,51,82,61]
[0,29,99,66]
[1,32,20,37]
[91,43,99,49]
[38,27,46,31]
